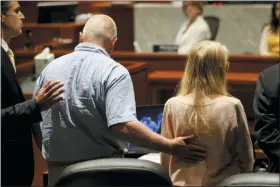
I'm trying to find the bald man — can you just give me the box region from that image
[33,15,206,185]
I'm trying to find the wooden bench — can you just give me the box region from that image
[148,71,259,120]
[148,71,259,102]
[149,71,259,83]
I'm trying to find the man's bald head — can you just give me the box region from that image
[82,14,117,43]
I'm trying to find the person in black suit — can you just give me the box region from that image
[1,1,65,186]
[252,63,280,173]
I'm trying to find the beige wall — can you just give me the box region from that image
[134,4,271,54]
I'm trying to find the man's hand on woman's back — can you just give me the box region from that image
[169,135,207,162]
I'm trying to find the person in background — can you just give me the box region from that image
[1,1,64,186]
[33,14,207,186]
[259,2,280,56]
[160,41,254,186]
[175,1,211,54]
[252,63,280,173]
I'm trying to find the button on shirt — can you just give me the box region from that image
[33,43,137,162]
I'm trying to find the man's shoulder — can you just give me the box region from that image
[259,64,279,94]
[82,51,125,71]
[45,52,73,66]
[260,63,280,84]
[262,63,280,76]
[102,58,129,75]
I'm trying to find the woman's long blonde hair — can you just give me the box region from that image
[177,41,229,135]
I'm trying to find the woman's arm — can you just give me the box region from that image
[259,26,270,55]
[235,101,255,172]
[160,102,175,170]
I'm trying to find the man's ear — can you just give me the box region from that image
[112,37,118,48]
[79,32,83,43]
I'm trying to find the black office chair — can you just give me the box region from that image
[219,173,280,186]
[204,16,220,41]
[54,158,172,187]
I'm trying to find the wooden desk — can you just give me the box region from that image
[149,71,258,83]
[32,136,48,187]
[255,149,267,160]
[112,53,279,73]
[14,49,279,72]
[120,62,149,105]
[148,71,259,120]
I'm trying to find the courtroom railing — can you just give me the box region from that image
[15,48,279,73]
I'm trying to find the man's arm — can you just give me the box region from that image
[253,73,280,160]
[111,120,206,161]
[105,67,172,152]
[105,66,206,161]
[1,99,42,126]
[2,80,64,129]
[111,120,172,154]
[160,102,174,170]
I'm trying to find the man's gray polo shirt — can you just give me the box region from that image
[33,43,137,162]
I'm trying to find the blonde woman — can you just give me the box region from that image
[160,41,254,186]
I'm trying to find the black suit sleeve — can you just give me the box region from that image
[253,72,280,160]
[1,98,42,127]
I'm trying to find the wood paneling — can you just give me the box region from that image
[14,49,279,74]
[97,4,134,51]
[18,1,39,23]
[10,23,84,50]
[148,71,259,120]
[11,2,134,51]
[32,136,47,187]
[121,61,149,105]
